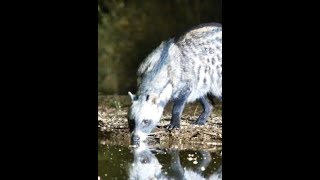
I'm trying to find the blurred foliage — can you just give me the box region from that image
[98,0,222,95]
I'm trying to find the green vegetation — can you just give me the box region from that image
[111,100,122,110]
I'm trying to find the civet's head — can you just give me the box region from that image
[128,92,164,144]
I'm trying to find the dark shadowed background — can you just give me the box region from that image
[98,0,222,95]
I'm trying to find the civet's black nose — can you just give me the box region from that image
[131,135,140,146]
[132,135,140,142]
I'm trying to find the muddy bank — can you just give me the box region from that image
[98,95,222,150]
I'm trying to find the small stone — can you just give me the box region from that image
[193,161,198,164]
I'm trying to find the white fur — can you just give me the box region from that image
[159,83,173,103]
[129,23,222,142]
[134,130,148,142]
[129,99,165,142]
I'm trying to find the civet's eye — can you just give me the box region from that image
[142,119,151,126]
[142,119,149,124]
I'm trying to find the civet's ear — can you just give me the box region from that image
[159,41,166,47]
[146,93,159,105]
[128,91,137,101]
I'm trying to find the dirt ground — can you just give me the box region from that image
[98,95,222,150]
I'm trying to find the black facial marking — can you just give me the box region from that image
[128,118,135,132]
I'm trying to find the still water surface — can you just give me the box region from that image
[98,135,222,180]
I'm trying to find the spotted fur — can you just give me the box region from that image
[128,23,222,143]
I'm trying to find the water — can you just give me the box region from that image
[98,135,222,180]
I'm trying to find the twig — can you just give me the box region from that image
[149,131,167,135]
[190,131,200,138]
[193,104,199,117]
[202,131,216,136]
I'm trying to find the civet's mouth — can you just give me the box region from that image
[131,131,148,145]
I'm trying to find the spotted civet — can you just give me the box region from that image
[128,23,222,143]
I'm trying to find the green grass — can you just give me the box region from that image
[111,100,122,110]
